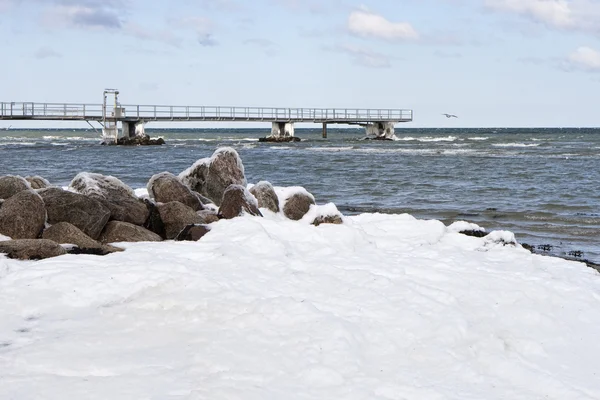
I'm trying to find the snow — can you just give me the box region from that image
[447,220,486,234]
[1,212,600,399]
[0,233,10,241]
[178,157,210,188]
[300,202,344,224]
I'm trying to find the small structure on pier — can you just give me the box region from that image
[0,90,413,141]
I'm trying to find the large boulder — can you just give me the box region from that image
[282,190,316,221]
[38,188,111,240]
[25,176,51,190]
[143,199,166,238]
[175,224,211,241]
[0,239,66,260]
[99,221,163,243]
[218,185,262,219]
[70,173,149,226]
[180,148,247,205]
[0,190,46,239]
[197,209,220,224]
[42,222,122,255]
[0,175,30,199]
[249,181,279,213]
[148,172,203,211]
[157,201,204,240]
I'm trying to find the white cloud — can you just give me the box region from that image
[567,46,600,71]
[42,4,122,29]
[485,0,573,28]
[179,16,218,46]
[125,23,182,47]
[347,10,419,41]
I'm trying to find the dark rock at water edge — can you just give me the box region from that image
[0,239,66,260]
[38,188,111,240]
[0,190,46,239]
[218,184,262,219]
[259,136,301,143]
[175,224,211,241]
[105,135,165,146]
[458,230,487,238]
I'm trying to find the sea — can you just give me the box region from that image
[1,127,599,264]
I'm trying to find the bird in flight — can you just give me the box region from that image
[442,113,458,118]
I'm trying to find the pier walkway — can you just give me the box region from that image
[0,91,413,141]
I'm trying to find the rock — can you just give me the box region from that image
[148,172,203,211]
[112,135,165,146]
[175,224,211,241]
[283,191,316,221]
[143,199,166,239]
[197,209,220,224]
[157,201,204,240]
[313,214,343,226]
[218,185,262,219]
[250,181,280,213]
[99,221,163,243]
[459,230,487,238]
[180,148,247,206]
[38,188,111,240]
[70,173,149,226]
[0,175,30,199]
[0,239,66,260]
[42,222,122,255]
[0,190,46,239]
[25,176,51,190]
[258,136,301,143]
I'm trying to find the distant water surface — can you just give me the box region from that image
[1,127,599,263]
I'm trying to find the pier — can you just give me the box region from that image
[0,90,413,142]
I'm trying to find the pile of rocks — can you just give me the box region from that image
[0,147,342,260]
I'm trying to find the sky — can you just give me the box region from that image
[1,0,600,128]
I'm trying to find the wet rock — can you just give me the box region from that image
[175,224,211,241]
[0,190,46,239]
[38,188,111,240]
[458,230,487,238]
[0,175,29,200]
[70,172,149,226]
[25,176,51,190]
[218,185,262,219]
[0,239,66,260]
[157,201,204,240]
[249,181,279,213]
[283,191,316,221]
[258,137,301,143]
[148,172,203,211]
[99,221,163,243]
[42,222,123,254]
[112,135,165,146]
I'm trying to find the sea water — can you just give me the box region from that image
[0,127,598,263]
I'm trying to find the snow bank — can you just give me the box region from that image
[447,220,486,234]
[300,202,344,224]
[1,213,599,399]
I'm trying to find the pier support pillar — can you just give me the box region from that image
[365,122,397,140]
[122,121,146,138]
[322,122,327,139]
[271,122,295,138]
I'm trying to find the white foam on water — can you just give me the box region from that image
[467,137,490,141]
[308,147,354,152]
[493,143,540,148]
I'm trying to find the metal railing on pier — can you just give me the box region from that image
[0,102,412,123]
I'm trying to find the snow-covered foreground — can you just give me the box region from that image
[1,213,600,399]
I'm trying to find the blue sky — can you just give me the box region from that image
[1,0,600,128]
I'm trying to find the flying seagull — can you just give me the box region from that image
[442,113,458,118]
